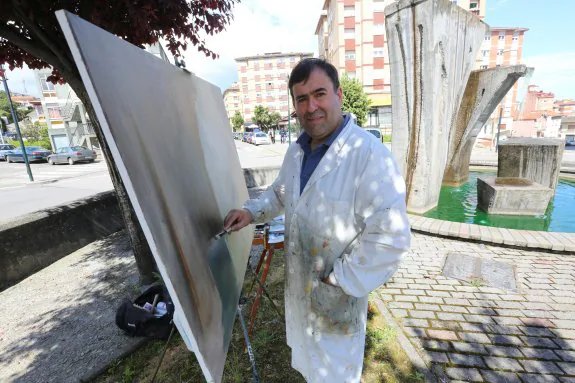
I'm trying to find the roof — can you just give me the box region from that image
[315,12,327,36]
[489,27,529,32]
[519,110,561,121]
[235,52,313,62]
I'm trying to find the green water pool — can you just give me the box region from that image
[423,171,575,232]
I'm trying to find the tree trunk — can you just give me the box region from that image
[66,74,157,285]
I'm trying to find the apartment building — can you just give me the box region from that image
[235,52,313,122]
[315,0,486,130]
[470,26,529,146]
[223,82,242,128]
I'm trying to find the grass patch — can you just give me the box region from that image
[362,302,425,383]
[92,250,422,382]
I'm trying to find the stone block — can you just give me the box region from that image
[477,177,553,215]
[498,138,565,190]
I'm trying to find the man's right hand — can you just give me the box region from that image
[223,208,253,232]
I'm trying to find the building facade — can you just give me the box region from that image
[235,52,313,123]
[560,116,575,141]
[223,82,242,129]
[315,0,486,131]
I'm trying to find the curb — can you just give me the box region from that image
[373,294,444,383]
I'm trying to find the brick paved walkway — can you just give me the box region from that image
[377,232,575,383]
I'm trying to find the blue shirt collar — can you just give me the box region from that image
[296,113,351,150]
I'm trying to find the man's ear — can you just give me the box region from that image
[337,87,343,103]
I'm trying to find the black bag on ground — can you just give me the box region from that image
[115,284,175,340]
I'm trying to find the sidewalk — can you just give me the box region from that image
[0,232,144,383]
[378,232,575,382]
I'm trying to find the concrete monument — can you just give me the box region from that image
[477,177,553,216]
[385,0,487,213]
[498,138,565,191]
[443,65,528,186]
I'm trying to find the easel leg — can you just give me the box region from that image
[248,247,274,335]
[247,247,268,297]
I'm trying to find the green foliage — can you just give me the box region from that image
[341,74,371,127]
[383,134,392,143]
[7,123,51,150]
[231,111,244,131]
[0,91,29,123]
[253,105,281,131]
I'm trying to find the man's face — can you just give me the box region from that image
[291,68,343,142]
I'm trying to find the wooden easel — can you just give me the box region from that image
[248,224,284,335]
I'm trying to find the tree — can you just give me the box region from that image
[0,0,239,284]
[231,111,244,132]
[0,91,29,122]
[269,111,281,129]
[340,74,371,127]
[253,105,281,132]
[22,121,48,141]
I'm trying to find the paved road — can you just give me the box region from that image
[0,159,109,188]
[0,141,287,223]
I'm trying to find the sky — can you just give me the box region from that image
[4,0,575,100]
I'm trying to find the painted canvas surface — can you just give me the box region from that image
[57,11,254,383]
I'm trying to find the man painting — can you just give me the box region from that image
[224,58,411,382]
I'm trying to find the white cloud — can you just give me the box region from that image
[2,64,40,97]
[523,51,575,100]
[181,0,324,91]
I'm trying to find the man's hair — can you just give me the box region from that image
[288,58,340,97]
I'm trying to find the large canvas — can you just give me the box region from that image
[57,11,254,383]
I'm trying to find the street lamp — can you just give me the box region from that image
[0,66,34,182]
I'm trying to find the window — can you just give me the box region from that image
[498,31,505,40]
[374,23,385,34]
[482,50,489,57]
[46,105,62,120]
[469,1,478,8]
[39,74,55,92]
[344,28,355,39]
[290,57,296,62]
[347,72,356,79]
[343,5,354,17]
[497,49,504,56]
[373,48,385,57]
[484,34,491,41]
[345,51,356,60]
[512,31,519,41]
[480,65,488,69]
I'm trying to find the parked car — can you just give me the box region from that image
[247,132,255,144]
[48,146,97,165]
[252,132,271,146]
[365,128,383,143]
[566,139,575,147]
[0,144,16,161]
[6,146,52,163]
[242,132,250,142]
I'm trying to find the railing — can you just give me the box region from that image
[70,122,96,146]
